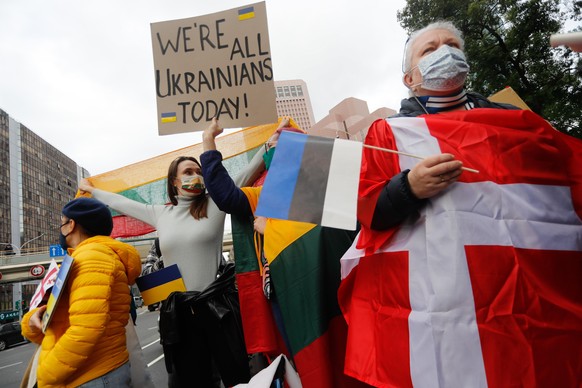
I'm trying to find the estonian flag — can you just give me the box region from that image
[255,131,362,230]
[135,264,186,305]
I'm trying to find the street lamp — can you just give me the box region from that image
[0,233,46,255]
[19,233,46,254]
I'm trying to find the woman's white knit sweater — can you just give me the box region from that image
[93,190,224,292]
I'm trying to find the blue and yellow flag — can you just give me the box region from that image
[238,6,255,21]
[136,264,186,305]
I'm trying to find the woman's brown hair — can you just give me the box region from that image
[166,156,208,219]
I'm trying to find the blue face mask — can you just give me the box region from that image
[263,147,276,170]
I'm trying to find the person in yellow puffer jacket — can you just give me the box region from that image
[21,197,142,388]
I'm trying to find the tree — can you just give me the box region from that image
[397,0,582,138]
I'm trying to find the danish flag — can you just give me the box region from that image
[339,109,582,387]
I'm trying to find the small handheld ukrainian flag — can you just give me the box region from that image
[136,264,186,305]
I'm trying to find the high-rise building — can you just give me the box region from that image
[0,108,88,256]
[274,80,316,131]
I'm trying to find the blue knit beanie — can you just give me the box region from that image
[62,197,113,236]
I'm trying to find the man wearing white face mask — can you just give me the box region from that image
[341,20,582,388]
[398,21,517,117]
[363,21,519,231]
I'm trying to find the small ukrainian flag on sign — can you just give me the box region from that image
[238,6,255,21]
[161,112,177,123]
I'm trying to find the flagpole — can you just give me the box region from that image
[363,144,480,174]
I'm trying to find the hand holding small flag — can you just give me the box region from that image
[255,131,478,230]
[256,131,362,230]
[407,153,463,199]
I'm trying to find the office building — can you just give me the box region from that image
[274,80,316,131]
[1,108,88,255]
[1,108,88,315]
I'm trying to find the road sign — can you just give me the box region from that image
[0,311,19,321]
[49,244,65,257]
[30,265,45,277]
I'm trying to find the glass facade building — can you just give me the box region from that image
[1,107,91,322]
[0,108,87,256]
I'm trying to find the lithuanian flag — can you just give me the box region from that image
[234,187,370,387]
[78,123,278,237]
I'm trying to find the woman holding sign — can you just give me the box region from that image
[79,152,264,387]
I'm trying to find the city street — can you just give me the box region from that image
[0,307,166,388]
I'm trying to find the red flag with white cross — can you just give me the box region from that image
[339,109,582,388]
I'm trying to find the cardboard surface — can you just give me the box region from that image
[151,2,277,135]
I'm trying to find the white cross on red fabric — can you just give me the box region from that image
[341,112,582,387]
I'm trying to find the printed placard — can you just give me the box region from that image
[151,2,277,135]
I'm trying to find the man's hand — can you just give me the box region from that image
[407,154,463,199]
[29,305,47,332]
[202,117,223,151]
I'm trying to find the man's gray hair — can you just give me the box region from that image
[402,21,465,73]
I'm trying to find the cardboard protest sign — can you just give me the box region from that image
[42,255,74,333]
[151,2,277,135]
[29,259,59,310]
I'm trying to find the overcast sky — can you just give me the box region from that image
[0,0,409,175]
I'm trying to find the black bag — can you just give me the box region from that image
[160,262,250,387]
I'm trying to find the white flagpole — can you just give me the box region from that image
[363,144,480,174]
